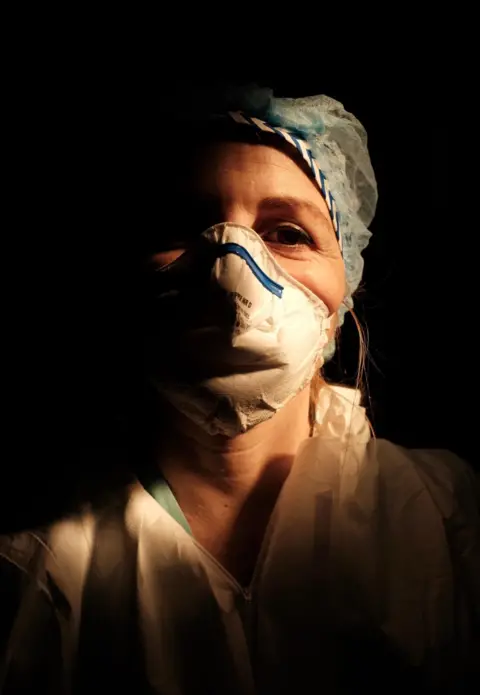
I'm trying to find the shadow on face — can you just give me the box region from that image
[149,137,346,317]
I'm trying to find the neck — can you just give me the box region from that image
[154,386,312,507]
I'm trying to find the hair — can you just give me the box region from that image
[308,306,373,436]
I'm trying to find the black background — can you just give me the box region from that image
[2,52,476,533]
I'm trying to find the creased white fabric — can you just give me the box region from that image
[0,387,478,693]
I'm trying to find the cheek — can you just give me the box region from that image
[274,257,346,316]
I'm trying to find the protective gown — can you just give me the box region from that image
[1,386,479,693]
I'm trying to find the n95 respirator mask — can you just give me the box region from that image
[145,223,331,437]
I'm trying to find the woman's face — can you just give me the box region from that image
[152,141,346,317]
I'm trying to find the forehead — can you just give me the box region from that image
[188,140,320,196]
[184,141,326,210]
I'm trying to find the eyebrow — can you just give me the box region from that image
[189,192,333,232]
[258,196,332,229]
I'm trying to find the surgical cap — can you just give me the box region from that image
[173,84,378,360]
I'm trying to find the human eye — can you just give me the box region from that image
[261,223,315,247]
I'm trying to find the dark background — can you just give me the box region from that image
[2,58,475,533]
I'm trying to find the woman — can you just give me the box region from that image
[0,85,478,694]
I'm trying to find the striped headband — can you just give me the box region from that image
[227,111,342,252]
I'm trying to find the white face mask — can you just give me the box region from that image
[147,223,331,437]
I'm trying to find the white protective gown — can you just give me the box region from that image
[0,386,479,694]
